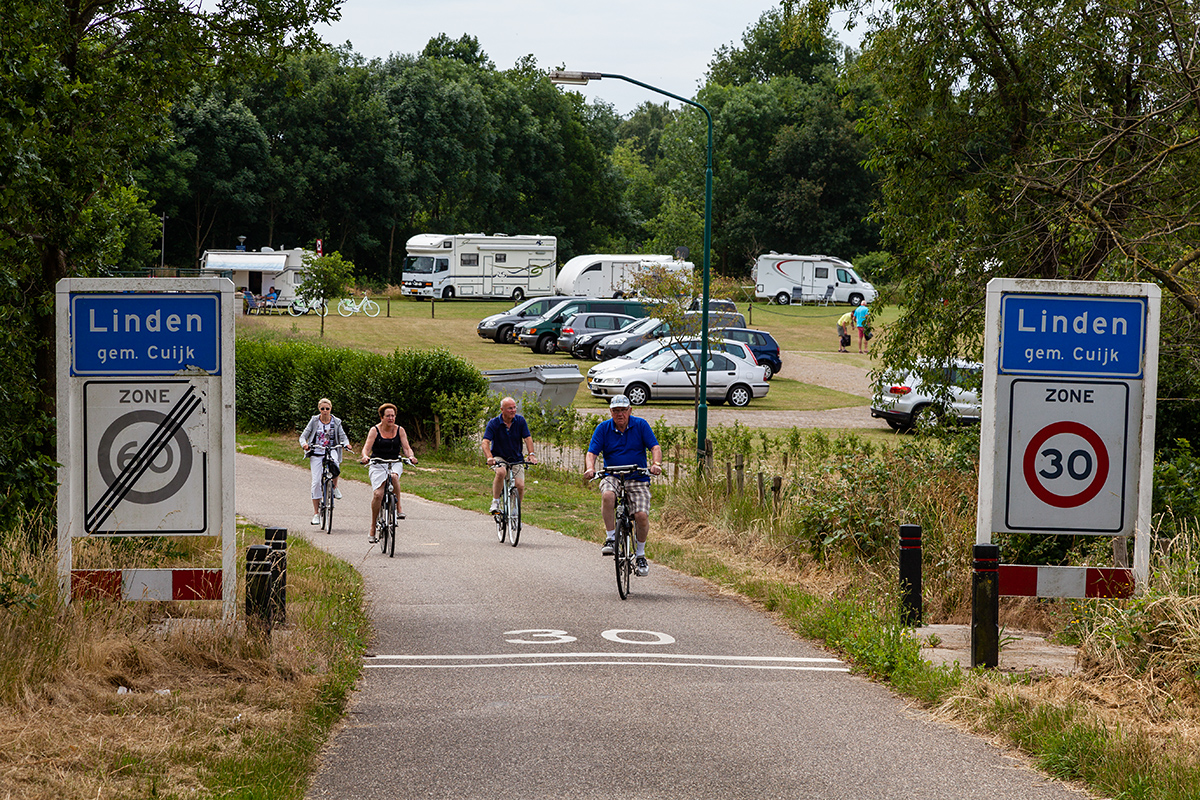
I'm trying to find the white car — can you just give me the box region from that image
[871,359,982,432]
[588,349,769,407]
[586,338,759,381]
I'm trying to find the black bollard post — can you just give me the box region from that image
[265,527,287,625]
[245,544,274,633]
[970,543,1000,668]
[899,524,923,626]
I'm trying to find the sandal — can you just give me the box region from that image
[368,535,378,544]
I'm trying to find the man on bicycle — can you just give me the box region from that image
[359,403,417,543]
[481,396,538,514]
[582,394,662,576]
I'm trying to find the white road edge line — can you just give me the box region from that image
[366,652,844,664]
[365,661,851,672]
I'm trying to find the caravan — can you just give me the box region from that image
[752,253,876,306]
[200,247,308,303]
[554,254,692,297]
[402,233,557,301]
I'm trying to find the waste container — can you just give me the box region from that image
[481,364,584,409]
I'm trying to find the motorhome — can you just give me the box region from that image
[402,233,557,301]
[200,247,309,302]
[554,254,692,297]
[752,253,877,306]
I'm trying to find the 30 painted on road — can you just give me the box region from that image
[71,293,222,375]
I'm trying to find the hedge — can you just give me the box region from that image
[235,337,489,445]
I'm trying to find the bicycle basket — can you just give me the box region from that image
[325,459,341,479]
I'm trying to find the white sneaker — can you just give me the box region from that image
[333,488,342,499]
[489,499,500,513]
[311,514,321,525]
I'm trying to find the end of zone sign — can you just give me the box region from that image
[71,293,221,375]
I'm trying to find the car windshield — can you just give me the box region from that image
[622,317,662,336]
[641,351,686,371]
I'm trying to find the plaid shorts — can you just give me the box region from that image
[600,476,651,515]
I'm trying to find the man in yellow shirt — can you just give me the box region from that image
[837,310,854,352]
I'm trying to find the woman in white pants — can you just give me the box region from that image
[299,398,353,525]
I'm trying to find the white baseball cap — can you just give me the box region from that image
[609,395,631,409]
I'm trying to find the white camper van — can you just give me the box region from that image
[554,254,692,297]
[200,247,309,302]
[752,253,876,306]
[402,233,557,301]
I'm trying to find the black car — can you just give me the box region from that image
[558,312,638,358]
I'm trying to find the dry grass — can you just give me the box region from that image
[0,519,366,799]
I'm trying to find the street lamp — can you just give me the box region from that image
[549,70,714,467]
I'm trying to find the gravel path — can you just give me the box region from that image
[592,349,890,430]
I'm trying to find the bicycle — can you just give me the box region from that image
[370,457,412,557]
[288,297,329,317]
[490,459,531,547]
[317,445,344,534]
[337,292,381,317]
[593,465,650,600]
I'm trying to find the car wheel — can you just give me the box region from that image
[442,286,455,300]
[727,384,752,407]
[626,383,650,406]
[775,292,791,306]
[511,288,525,303]
[761,363,774,380]
[911,404,943,434]
[498,325,515,344]
[536,335,556,355]
[590,343,603,360]
[848,292,863,306]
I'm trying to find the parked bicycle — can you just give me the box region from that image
[370,457,412,557]
[491,459,531,547]
[338,292,381,317]
[288,297,329,317]
[592,464,650,599]
[317,445,343,533]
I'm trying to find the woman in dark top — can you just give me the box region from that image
[359,403,417,543]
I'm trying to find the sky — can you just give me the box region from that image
[314,0,861,116]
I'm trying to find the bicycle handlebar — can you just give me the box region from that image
[589,464,652,482]
[367,456,414,465]
[490,458,534,468]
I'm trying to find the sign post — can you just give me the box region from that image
[56,278,236,620]
[974,279,1159,665]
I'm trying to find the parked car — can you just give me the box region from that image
[870,359,983,432]
[588,350,769,407]
[721,327,783,380]
[515,297,649,354]
[688,297,740,314]
[477,296,586,344]
[586,338,760,381]
[557,312,638,358]
[593,317,673,360]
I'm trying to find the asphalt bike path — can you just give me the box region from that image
[235,453,1089,800]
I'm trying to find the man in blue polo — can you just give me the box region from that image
[583,394,663,576]
[482,396,538,514]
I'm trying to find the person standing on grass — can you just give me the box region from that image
[837,309,854,352]
[482,396,538,515]
[854,300,871,354]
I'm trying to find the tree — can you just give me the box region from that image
[297,252,356,338]
[789,0,1200,440]
[0,0,340,522]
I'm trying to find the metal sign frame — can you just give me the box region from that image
[56,278,236,619]
[976,278,1160,589]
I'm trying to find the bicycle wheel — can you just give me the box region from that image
[614,508,632,599]
[386,492,397,558]
[321,471,333,533]
[508,483,520,547]
[314,300,329,317]
[288,301,305,317]
[363,299,381,317]
[338,299,355,317]
[496,482,508,543]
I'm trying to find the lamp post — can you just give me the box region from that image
[549,70,713,466]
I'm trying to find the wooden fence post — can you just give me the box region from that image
[735,453,744,496]
[758,472,766,505]
[771,476,782,507]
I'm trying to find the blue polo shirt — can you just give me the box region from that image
[587,416,658,482]
[483,414,532,463]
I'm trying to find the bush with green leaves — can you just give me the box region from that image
[235,336,488,445]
